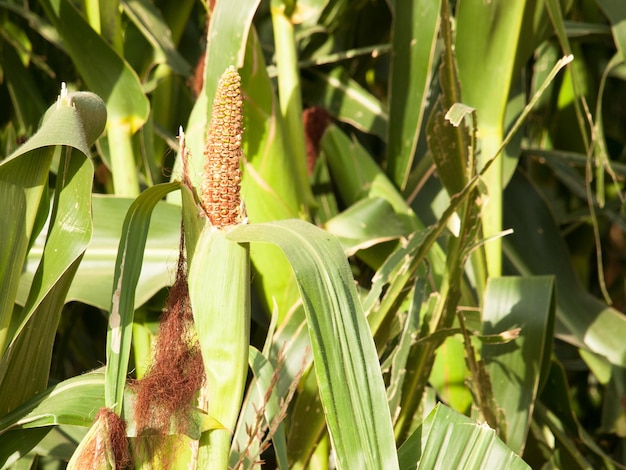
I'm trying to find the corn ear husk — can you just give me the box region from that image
[187,222,250,469]
[68,408,131,470]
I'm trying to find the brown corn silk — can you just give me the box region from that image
[131,230,204,465]
[303,106,331,175]
[72,408,132,469]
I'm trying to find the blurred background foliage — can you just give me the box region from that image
[1,0,626,468]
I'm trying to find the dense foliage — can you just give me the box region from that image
[1,0,626,468]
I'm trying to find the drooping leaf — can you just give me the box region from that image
[503,172,626,367]
[228,219,399,469]
[0,90,105,417]
[39,0,149,133]
[19,195,181,311]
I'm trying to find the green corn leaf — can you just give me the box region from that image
[482,276,556,455]
[386,0,440,189]
[239,30,307,319]
[321,124,418,232]
[503,172,626,367]
[121,0,191,76]
[233,347,289,470]
[429,335,473,415]
[105,181,181,415]
[536,361,616,467]
[0,155,91,415]
[454,0,530,277]
[228,219,399,470]
[270,1,315,207]
[0,370,106,434]
[19,195,181,311]
[0,428,50,469]
[39,0,150,196]
[324,197,407,256]
[0,90,105,416]
[39,0,149,132]
[302,68,388,140]
[187,224,250,469]
[397,403,530,469]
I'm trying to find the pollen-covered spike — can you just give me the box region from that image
[200,66,244,228]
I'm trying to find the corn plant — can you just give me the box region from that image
[1,0,626,469]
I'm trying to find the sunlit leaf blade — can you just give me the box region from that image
[386,0,440,189]
[324,197,407,256]
[239,29,304,220]
[386,276,432,419]
[0,90,105,421]
[0,154,92,416]
[39,0,149,132]
[503,172,626,366]
[228,219,399,470]
[0,371,105,434]
[239,29,306,319]
[19,196,181,310]
[455,0,528,147]
[105,182,181,415]
[429,336,472,415]
[482,276,556,455]
[321,124,417,231]
[270,1,314,208]
[398,403,530,469]
[455,0,528,277]
[187,224,250,469]
[0,91,105,353]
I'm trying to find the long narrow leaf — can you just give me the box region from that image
[503,172,626,366]
[386,0,440,189]
[39,0,149,131]
[228,219,398,470]
[0,371,106,434]
[0,90,105,353]
[105,181,181,415]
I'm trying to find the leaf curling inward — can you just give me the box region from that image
[42,88,108,147]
